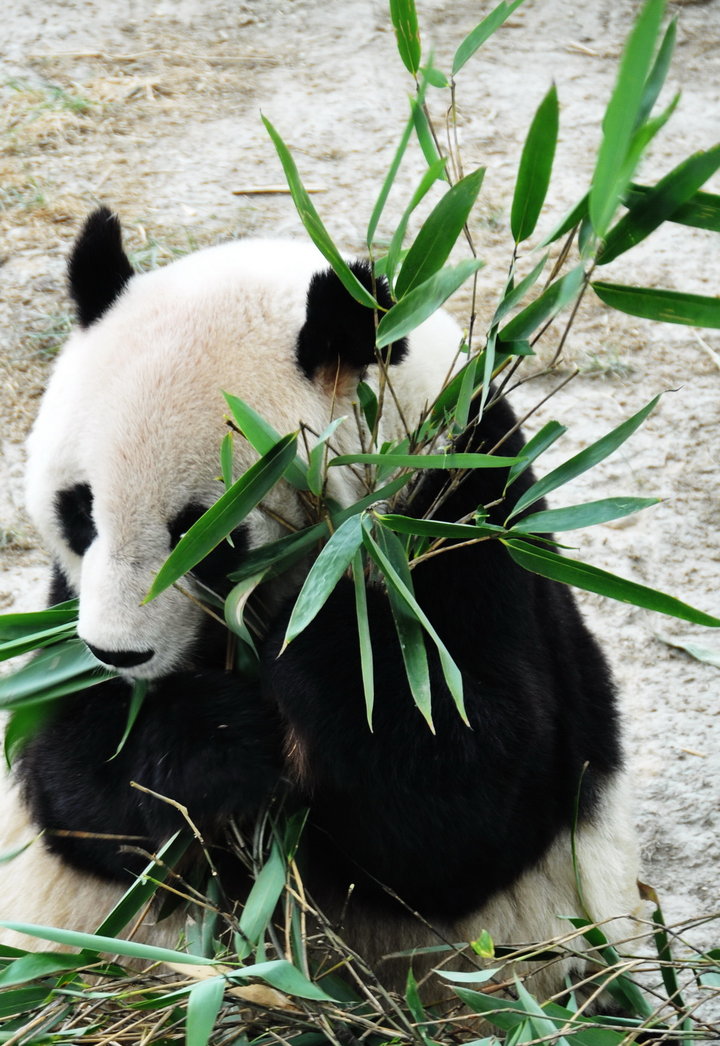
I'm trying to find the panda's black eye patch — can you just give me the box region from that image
[56,483,97,556]
[168,503,209,550]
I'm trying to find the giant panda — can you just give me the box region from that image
[0,207,642,999]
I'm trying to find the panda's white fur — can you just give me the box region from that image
[1,213,644,1002]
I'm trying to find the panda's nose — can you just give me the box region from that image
[85,643,155,669]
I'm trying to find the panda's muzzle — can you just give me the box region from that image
[85,643,155,669]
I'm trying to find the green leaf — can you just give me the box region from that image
[186,976,225,1046]
[0,922,217,965]
[95,832,191,939]
[376,526,433,730]
[220,432,234,490]
[351,549,375,729]
[452,0,526,75]
[376,258,485,347]
[395,168,486,298]
[592,282,720,328]
[514,978,572,1046]
[0,987,52,1019]
[262,116,378,309]
[145,433,298,602]
[376,514,503,541]
[5,704,55,765]
[306,416,347,497]
[109,679,148,759]
[0,602,77,642]
[511,84,559,243]
[598,146,720,264]
[492,255,549,325]
[504,539,720,627]
[237,841,286,958]
[626,182,720,233]
[590,0,667,236]
[367,72,430,248]
[362,519,466,722]
[508,395,660,519]
[356,380,379,433]
[283,515,364,646]
[505,420,566,487]
[412,98,443,171]
[0,951,87,989]
[499,266,584,343]
[0,639,112,710]
[541,193,589,247]
[636,16,676,128]
[330,451,517,470]
[0,622,77,662]
[383,158,448,290]
[223,391,309,490]
[434,967,500,984]
[228,524,325,585]
[509,496,660,534]
[389,0,421,74]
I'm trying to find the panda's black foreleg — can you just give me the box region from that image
[17,671,284,882]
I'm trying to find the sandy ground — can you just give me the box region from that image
[1,0,719,1019]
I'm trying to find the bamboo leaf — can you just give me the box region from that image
[383,158,448,289]
[389,0,421,74]
[592,282,720,328]
[504,539,720,627]
[598,145,720,264]
[186,976,225,1046]
[283,515,364,646]
[220,432,234,490]
[223,392,309,490]
[498,266,584,343]
[509,496,660,534]
[375,514,504,540]
[505,420,566,487]
[492,254,549,325]
[589,0,666,236]
[351,549,375,729]
[356,380,379,433]
[109,680,148,760]
[263,116,378,309]
[237,841,287,958]
[511,84,559,243]
[145,433,298,602]
[395,168,485,298]
[225,960,336,1001]
[452,0,526,75]
[376,259,485,347]
[508,395,660,519]
[329,450,517,469]
[375,526,433,730]
[0,603,77,642]
[361,519,466,722]
[656,634,720,669]
[0,639,113,709]
[541,193,588,247]
[636,16,677,128]
[306,416,347,496]
[626,182,720,233]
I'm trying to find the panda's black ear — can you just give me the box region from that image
[296,262,408,382]
[68,207,135,328]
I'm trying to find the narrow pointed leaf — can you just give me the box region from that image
[263,117,378,309]
[226,960,336,1001]
[509,496,660,534]
[237,842,286,958]
[220,432,234,490]
[389,0,421,74]
[589,0,666,235]
[0,923,217,965]
[395,168,485,298]
[356,380,379,433]
[109,680,148,759]
[0,952,88,989]
[592,282,720,328]
[492,255,549,325]
[377,259,485,347]
[145,433,298,602]
[0,639,112,709]
[361,520,466,722]
[307,416,347,496]
[506,420,566,486]
[228,524,325,585]
[636,16,676,128]
[0,603,77,642]
[598,145,720,264]
[504,539,720,626]
[330,450,517,469]
[0,622,77,661]
[626,182,720,233]
[541,193,589,247]
[511,84,559,243]
[376,514,503,540]
[223,392,308,490]
[283,515,363,646]
[384,158,448,289]
[412,98,444,171]
[509,395,660,519]
[499,266,584,343]
[351,550,375,729]
[452,0,526,75]
[186,976,225,1046]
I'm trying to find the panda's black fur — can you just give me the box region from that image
[7,209,636,987]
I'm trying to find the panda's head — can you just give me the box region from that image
[26,208,462,680]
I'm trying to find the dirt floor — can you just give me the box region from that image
[1,0,719,1017]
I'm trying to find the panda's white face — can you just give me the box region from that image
[26,213,462,680]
